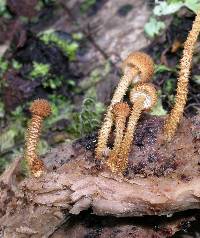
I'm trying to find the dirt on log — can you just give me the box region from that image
[0,115,200,237]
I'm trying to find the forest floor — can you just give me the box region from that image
[0,0,200,237]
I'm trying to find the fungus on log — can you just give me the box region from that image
[107,84,157,173]
[25,99,51,177]
[164,10,200,141]
[108,84,157,173]
[95,52,154,159]
[111,102,130,151]
[106,102,130,171]
[0,115,200,237]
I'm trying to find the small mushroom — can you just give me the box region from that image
[24,99,51,177]
[111,84,157,173]
[164,11,200,141]
[107,102,130,170]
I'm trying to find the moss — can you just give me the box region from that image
[40,31,79,60]
[68,97,105,138]
[30,62,50,78]
[12,60,22,70]
[42,77,62,89]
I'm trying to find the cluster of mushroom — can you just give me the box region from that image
[95,52,157,173]
[95,11,200,174]
[24,11,200,177]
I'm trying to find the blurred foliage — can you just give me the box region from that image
[0,0,11,18]
[0,106,26,152]
[45,95,74,126]
[12,60,22,70]
[68,62,109,137]
[0,0,6,15]
[68,98,105,137]
[145,0,200,38]
[193,75,200,85]
[30,62,50,78]
[43,77,62,89]
[151,64,177,116]
[155,64,177,74]
[43,0,55,4]
[144,17,166,38]
[151,97,167,116]
[0,57,8,76]
[80,0,96,13]
[154,0,200,15]
[79,61,111,90]
[0,102,5,118]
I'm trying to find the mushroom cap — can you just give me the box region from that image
[30,99,51,117]
[130,83,157,110]
[112,102,130,118]
[122,52,154,83]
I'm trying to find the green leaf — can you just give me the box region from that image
[155,64,176,74]
[184,0,200,13]
[193,75,200,84]
[154,1,184,16]
[150,99,167,116]
[144,17,166,38]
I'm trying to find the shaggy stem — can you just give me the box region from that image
[95,69,138,159]
[113,115,128,150]
[107,84,157,173]
[25,115,44,177]
[164,11,200,141]
[106,103,130,169]
[108,96,145,173]
[24,99,51,177]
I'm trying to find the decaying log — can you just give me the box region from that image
[51,211,195,238]
[0,115,200,237]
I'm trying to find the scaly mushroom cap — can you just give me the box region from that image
[112,102,130,118]
[130,84,157,110]
[122,52,154,84]
[30,99,51,118]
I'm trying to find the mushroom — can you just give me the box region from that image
[164,11,200,141]
[24,99,51,177]
[96,52,154,159]
[106,102,130,170]
[109,83,157,173]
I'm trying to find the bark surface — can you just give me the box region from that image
[0,115,200,237]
